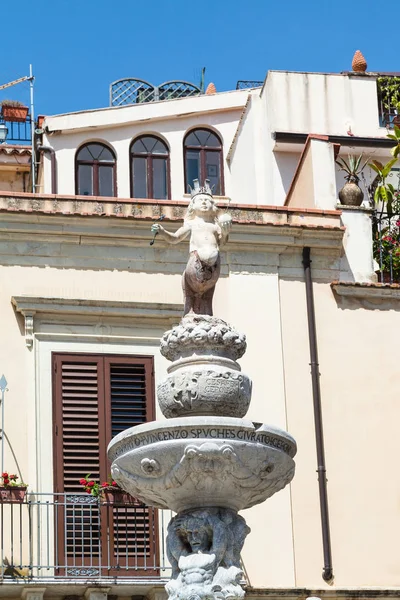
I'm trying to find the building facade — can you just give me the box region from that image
[0,70,399,600]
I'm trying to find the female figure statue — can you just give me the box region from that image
[151,180,232,316]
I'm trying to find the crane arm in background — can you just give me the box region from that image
[0,66,35,192]
[0,75,33,92]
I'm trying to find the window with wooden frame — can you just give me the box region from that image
[130,135,170,199]
[52,353,157,576]
[184,128,224,195]
[76,142,117,197]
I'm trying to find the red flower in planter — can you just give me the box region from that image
[79,474,101,497]
[1,471,27,489]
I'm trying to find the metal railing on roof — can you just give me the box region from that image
[110,78,202,106]
[236,80,263,90]
[0,116,32,144]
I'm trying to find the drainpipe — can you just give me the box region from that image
[302,246,333,582]
[37,145,57,194]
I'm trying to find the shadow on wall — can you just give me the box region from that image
[274,152,301,200]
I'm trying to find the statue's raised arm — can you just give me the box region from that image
[151,179,232,316]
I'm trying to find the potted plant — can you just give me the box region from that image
[373,191,400,283]
[0,472,28,503]
[377,76,400,126]
[336,154,368,206]
[79,474,138,505]
[0,100,29,123]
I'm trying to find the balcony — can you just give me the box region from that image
[0,492,172,584]
[373,210,400,284]
[377,75,400,129]
[0,116,32,145]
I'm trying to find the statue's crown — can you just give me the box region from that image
[189,179,214,199]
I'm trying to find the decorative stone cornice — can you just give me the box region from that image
[11,296,184,348]
[0,191,343,230]
[0,194,345,264]
[331,281,400,310]
[21,589,47,600]
[246,588,400,599]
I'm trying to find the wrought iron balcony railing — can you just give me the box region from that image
[0,116,32,144]
[0,492,172,582]
[373,206,400,284]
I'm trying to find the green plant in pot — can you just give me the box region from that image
[336,154,368,206]
[377,76,400,125]
[368,126,400,212]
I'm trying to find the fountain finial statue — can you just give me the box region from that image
[151,180,232,316]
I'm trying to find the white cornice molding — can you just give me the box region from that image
[11,297,183,349]
[0,211,344,253]
[332,282,400,310]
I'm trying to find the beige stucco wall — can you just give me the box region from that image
[280,277,400,588]
[0,168,29,192]
[0,208,398,590]
[0,218,297,588]
[265,71,385,139]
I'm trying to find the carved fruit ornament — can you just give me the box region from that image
[206,82,217,95]
[352,50,367,73]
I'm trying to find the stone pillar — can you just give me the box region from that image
[339,205,375,282]
[84,588,111,600]
[21,589,46,600]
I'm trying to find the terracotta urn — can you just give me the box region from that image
[338,180,364,206]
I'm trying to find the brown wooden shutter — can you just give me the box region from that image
[53,353,157,575]
[105,356,155,440]
[104,357,156,567]
[53,356,107,493]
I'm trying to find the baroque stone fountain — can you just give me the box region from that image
[108,180,296,600]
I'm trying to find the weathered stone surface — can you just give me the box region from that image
[108,416,296,513]
[158,365,252,418]
[166,507,249,600]
[160,316,247,362]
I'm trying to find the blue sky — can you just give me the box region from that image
[1,0,397,117]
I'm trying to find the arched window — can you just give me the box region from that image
[184,129,224,195]
[76,143,116,197]
[130,135,170,199]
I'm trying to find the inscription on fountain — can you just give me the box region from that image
[110,426,294,458]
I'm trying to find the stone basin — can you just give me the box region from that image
[108,416,296,513]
